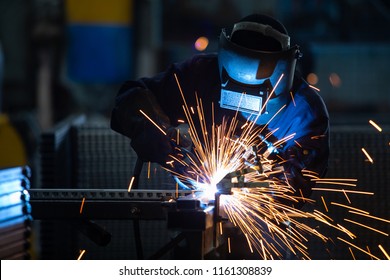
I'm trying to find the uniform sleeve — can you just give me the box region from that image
[268,81,330,207]
[109,57,200,164]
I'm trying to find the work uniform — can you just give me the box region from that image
[111,53,330,204]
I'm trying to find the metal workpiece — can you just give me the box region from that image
[29,189,192,220]
[28,188,227,259]
[167,195,214,231]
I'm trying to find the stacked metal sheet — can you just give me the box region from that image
[0,166,32,259]
[38,115,86,259]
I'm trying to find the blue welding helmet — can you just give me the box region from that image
[218,14,302,122]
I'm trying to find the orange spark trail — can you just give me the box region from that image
[331,202,370,214]
[77,249,86,260]
[312,188,374,195]
[361,148,374,163]
[309,84,320,91]
[337,237,380,260]
[147,162,151,179]
[321,196,328,212]
[378,245,390,260]
[348,211,390,223]
[128,176,135,192]
[369,120,382,132]
[290,91,296,106]
[139,109,167,135]
[80,197,85,214]
[344,218,389,236]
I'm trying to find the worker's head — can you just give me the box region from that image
[218,14,301,120]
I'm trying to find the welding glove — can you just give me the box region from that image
[271,145,316,208]
[165,123,200,186]
[166,123,192,151]
[111,88,174,165]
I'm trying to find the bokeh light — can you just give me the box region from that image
[194,36,209,51]
[329,72,342,88]
[307,73,319,85]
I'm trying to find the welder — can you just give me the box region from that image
[110,13,329,258]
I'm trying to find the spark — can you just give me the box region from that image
[348,211,390,223]
[139,109,167,135]
[315,181,357,187]
[312,188,374,195]
[342,189,351,204]
[361,148,374,163]
[294,140,302,148]
[378,245,390,260]
[310,134,327,140]
[369,120,382,132]
[79,197,86,214]
[331,202,370,214]
[311,178,357,187]
[219,222,223,235]
[228,237,231,253]
[349,247,356,259]
[128,176,135,192]
[344,218,389,236]
[77,249,86,260]
[245,233,254,253]
[308,84,320,91]
[147,162,151,179]
[337,237,380,260]
[321,196,328,212]
[260,74,284,114]
[313,178,358,182]
[367,246,374,260]
[289,91,296,106]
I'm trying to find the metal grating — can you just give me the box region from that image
[306,125,390,259]
[71,117,177,260]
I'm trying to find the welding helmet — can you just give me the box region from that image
[218,14,302,122]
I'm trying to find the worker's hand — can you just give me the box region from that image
[124,89,174,165]
[130,123,174,165]
[166,123,192,150]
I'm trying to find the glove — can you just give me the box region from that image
[118,88,174,165]
[268,145,315,208]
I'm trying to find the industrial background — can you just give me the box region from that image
[0,0,389,260]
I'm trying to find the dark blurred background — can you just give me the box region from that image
[0,0,389,260]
